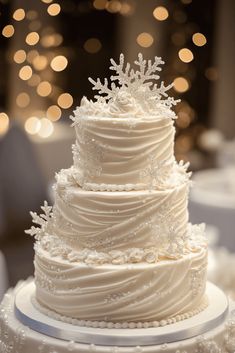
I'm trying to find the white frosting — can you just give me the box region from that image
[72,115,176,189]
[32,294,208,329]
[0,281,234,353]
[52,179,189,256]
[24,53,209,330]
[34,247,208,323]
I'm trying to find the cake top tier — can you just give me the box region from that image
[71,53,179,122]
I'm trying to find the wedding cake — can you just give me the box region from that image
[0,54,234,353]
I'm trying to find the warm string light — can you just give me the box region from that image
[19,65,33,80]
[27,74,41,87]
[50,55,68,71]
[37,81,52,97]
[2,25,15,38]
[24,117,41,135]
[93,0,107,10]
[57,93,73,109]
[46,105,62,121]
[178,48,194,63]
[38,118,54,138]
[41,33,63,48]
[25,32,40,46]
[16,92,30,108]
[47,3,61,16]
[153,6,169,21]
[106,1,122,13]
[192,32,207,47]
[14,50,26,64]
[136,32,154,48]
[0,5,69,139]
[0,113,9,136]
[13,8,26,21]
[173,77,190,93]
[33,55,48,71]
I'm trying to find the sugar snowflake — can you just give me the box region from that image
[25,201,53,240]
[88,53,179,111]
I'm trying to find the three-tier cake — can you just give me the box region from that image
[0,54,234,353]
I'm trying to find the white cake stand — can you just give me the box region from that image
[14,280,228,347]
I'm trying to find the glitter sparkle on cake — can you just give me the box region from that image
[71,53,180,122]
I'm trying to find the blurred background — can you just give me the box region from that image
[0,0,234,297]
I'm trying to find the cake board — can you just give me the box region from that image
[14,280,228,347]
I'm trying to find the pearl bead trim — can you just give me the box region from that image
[32,296,208,329]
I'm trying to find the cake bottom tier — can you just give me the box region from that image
[0,280,234,353]
[34,247,207,325]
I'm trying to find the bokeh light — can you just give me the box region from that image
[153,6,169,21]
[26,10,38,20]
[0,113,9,136]
[84,38,102,53]
[106,0,122,13]
[25,117,41,135]
[47,3,61,16]
[27,50,39,63]
[26,32,40,46]
[119,2,134,16]
[41,0,53,3]
[46,105,62,121]
[33,55,48,70]
[192,32,207,47]
[136,32,154,48]
[178,48,194,63]
[19,65,33,80]
[57,93,73,109]
[2,25,15,38]
[173,77,190,93]
[16,92,30,108]
[41,34,63,48]
[50,55,68,72]
[27,74,41,87]
[14,50,26,64]
[38,118,54,138]
[13,8,25,21]
[93,0,107,10]
[37,81,52,97]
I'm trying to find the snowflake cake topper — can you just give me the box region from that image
[71,53,179,122]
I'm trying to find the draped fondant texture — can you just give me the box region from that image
[52,177,189,254]
[34,247,207,323]
[73,115,176,190]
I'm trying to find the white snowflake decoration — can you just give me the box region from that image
[89,53,179,109]
[25,201,53,240]
[71,53,179,122]
[140,154,173,189]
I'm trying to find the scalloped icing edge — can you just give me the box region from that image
[32,295,209,329]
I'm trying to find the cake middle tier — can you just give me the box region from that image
[53,177,189,254]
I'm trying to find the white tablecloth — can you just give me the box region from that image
[0,251,8,302]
